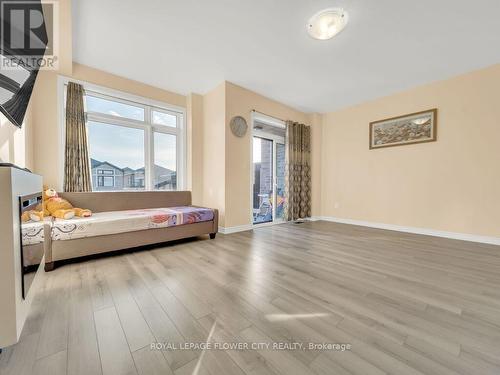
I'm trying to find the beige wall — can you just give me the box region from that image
[71,64,186,108]
[202,83,226,225]
[56,0,73,76]
[186,93,204,205]
[19,0,322,229]
[31,72,60,187]
[30,71,317,228]
[0,110,34,169]
[30,64,187,190]
[25,0,500,240]
[224,82,313,228]
[321,63,500,238]
[29,0,72,189]
[29,0,187,190]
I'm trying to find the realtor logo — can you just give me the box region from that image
[1,0,59,70]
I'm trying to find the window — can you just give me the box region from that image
[152,110,177,127]
[154,132,177,190]
[88,121,145,191]
[251,114,286,225]
[97,169,114,175]
[86,95,145,121]
[97,176,114,187]
[65,83,185,192]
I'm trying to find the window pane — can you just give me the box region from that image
[102,176,114,186]
[88,121,145,191]
[276,143,286,220]
[153,110,177,127]
[153,132,176,190]
[253,137,273,224]
[86,95,145,121]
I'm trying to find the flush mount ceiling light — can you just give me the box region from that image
[307,8,348,40]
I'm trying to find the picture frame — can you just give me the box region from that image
[369,109,437,150]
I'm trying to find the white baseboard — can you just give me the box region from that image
[218,224,253,235]
[311,216,500,246]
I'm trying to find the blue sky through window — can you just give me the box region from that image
[86,95,144,121]
[88,121,144,169]
[88,121,177,171]
[154,133,176,171]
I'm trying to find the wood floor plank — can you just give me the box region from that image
[106,272,155,352]
[124,260,198,371]
[239,326,315,375]
[309,353,353,375]
[405,335,500,375]
[67,264,102,375]
[88,260,115,312]
[173,358,211,375]
[31,350,67,375]
[208,326,280,375]
[5,222,500,375]
[132,346,173,375]
[1,333,39,375]
[94,307,137,375]
[19,271,51,340]
[35,265,71,359]
[136,252,212,319]
[337,317,459,375]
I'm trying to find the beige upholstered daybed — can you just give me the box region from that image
[43,191,218,271]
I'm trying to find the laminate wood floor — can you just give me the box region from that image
[2,221,500,375]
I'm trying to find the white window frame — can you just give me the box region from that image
[97,169,114,175]
[97,175,115,187]
[58,76,186,191]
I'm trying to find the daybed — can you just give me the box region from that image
[43,191,218,271]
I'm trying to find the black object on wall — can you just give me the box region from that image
[0,0,48,128]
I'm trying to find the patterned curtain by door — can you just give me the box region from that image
[64,82,92,192]
[284,121,311,221]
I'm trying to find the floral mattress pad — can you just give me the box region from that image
[21,219,50,246]
[51,206,214,241]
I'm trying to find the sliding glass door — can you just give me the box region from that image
[275,143,286,220]
[253,137,273,224]
[252,136,286,225]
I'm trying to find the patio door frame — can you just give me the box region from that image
[250,111,286,227]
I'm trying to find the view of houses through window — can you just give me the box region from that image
[252,129,286,224]
[78,88,183,191]
[91,160,176,191]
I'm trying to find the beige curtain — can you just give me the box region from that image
[284,121,311,221]
[64,82,92,192]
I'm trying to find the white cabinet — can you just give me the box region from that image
[0,166,44,348]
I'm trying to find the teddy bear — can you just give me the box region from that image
[21,210,44,223]
[39,186,92,220]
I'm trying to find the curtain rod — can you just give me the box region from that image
[251,109,286,124]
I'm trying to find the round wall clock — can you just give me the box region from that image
[230,116,248,138]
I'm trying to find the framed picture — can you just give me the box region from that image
[369,109,437,149]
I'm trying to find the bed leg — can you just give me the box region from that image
[209,233,216,239]
[44,262,55,272]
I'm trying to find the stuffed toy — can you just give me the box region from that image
[37,185,50,217]
[41,186,92,220]
[21,210,44,222]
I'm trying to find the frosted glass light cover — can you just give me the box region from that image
[307,8,348,40]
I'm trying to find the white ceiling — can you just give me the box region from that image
[73,0,500,113]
